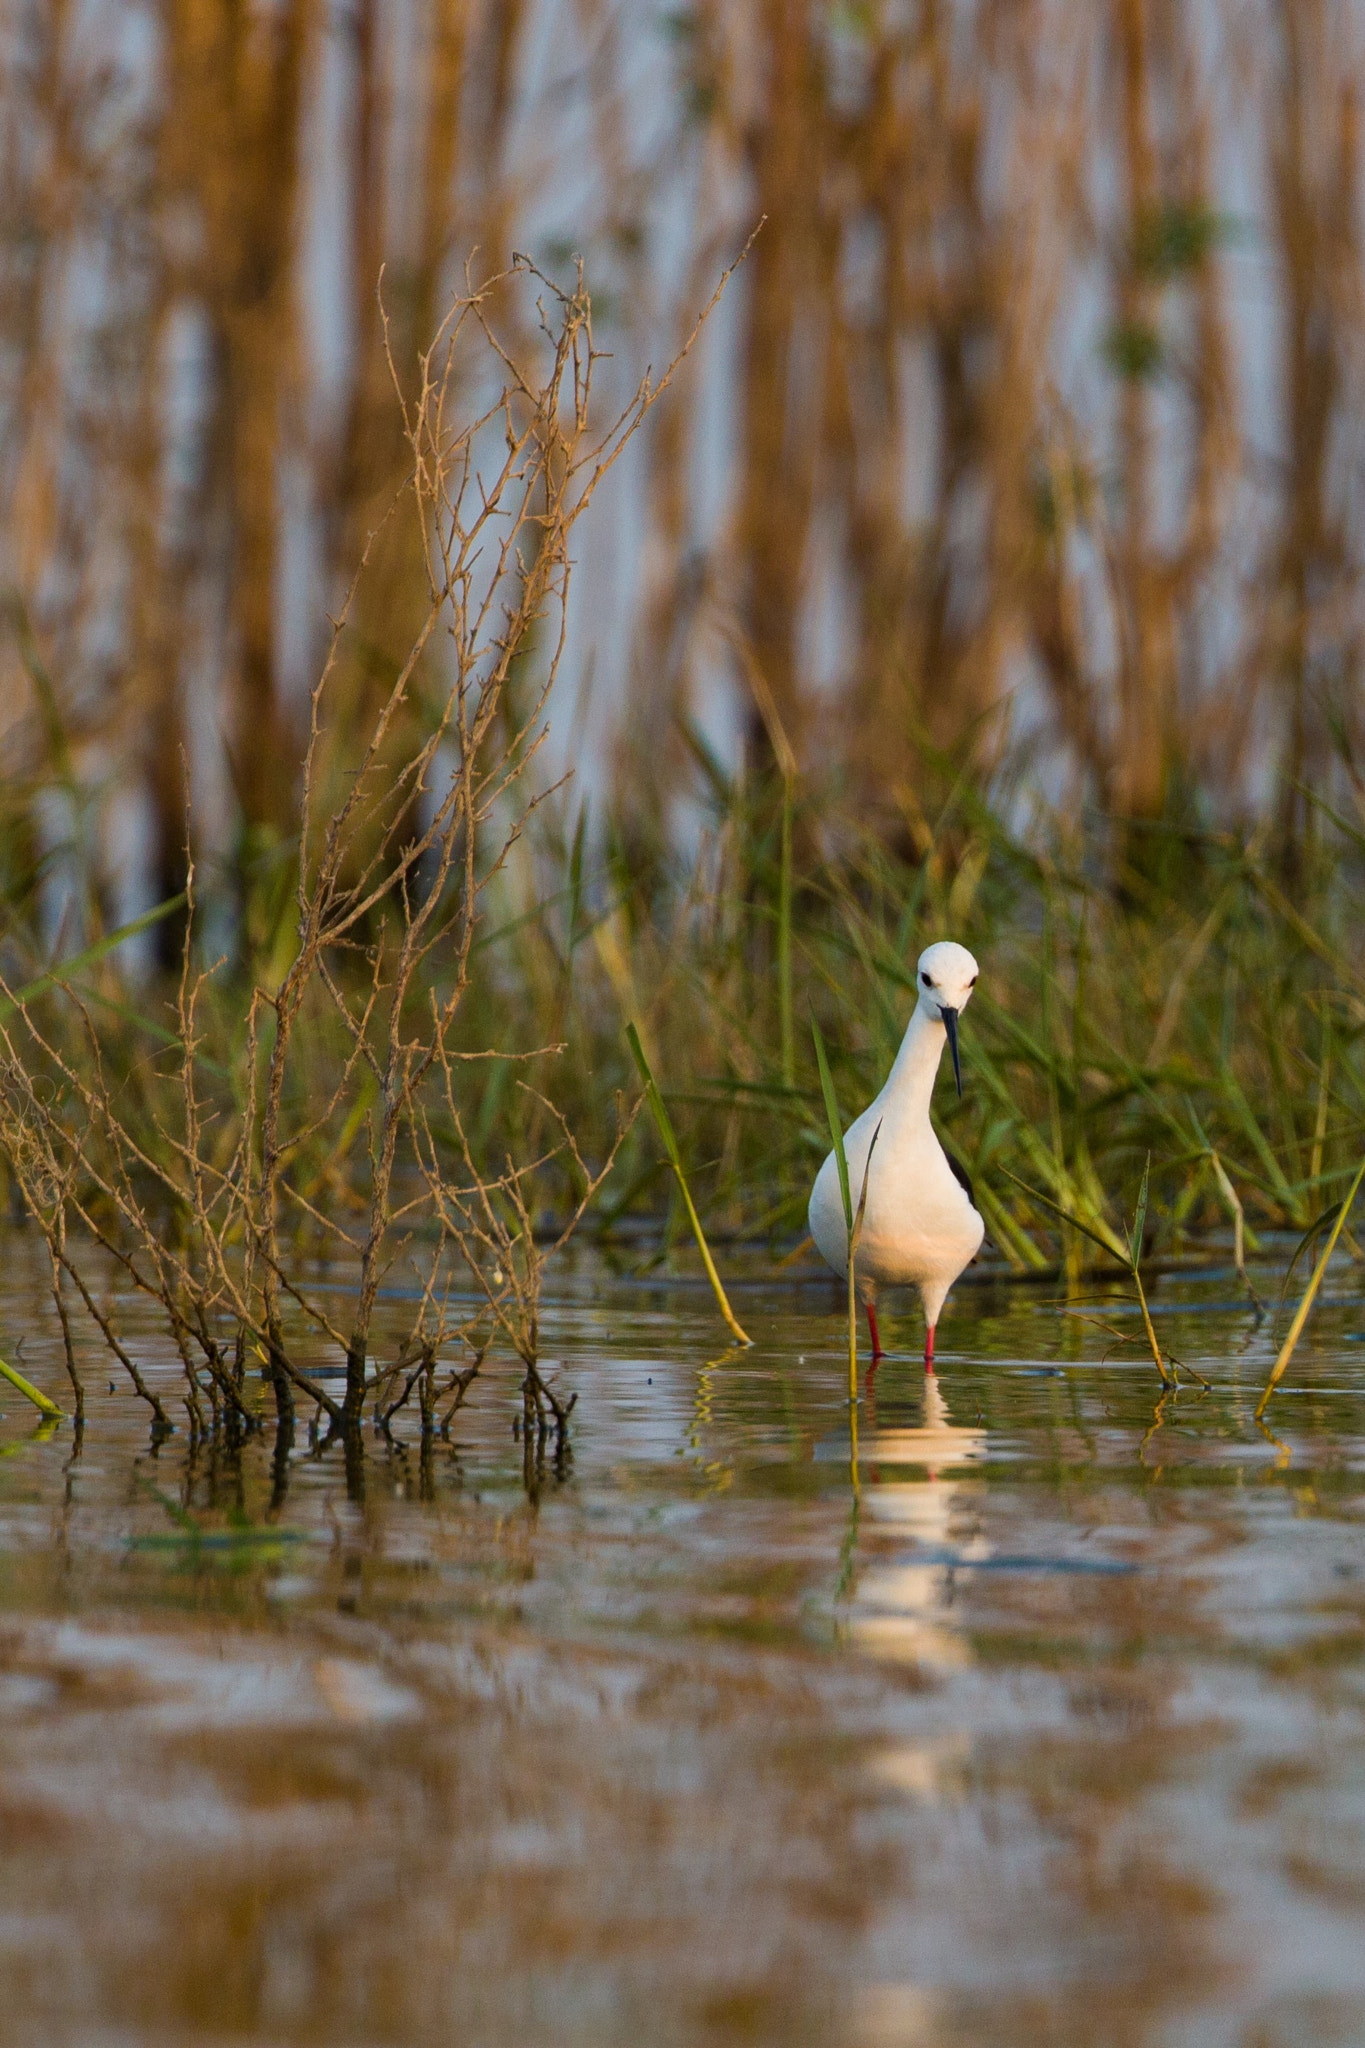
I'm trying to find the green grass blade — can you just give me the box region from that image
[778,782,795,1090]
[625,1023,683,1169]
[1005,1154,1172,1384]
[846,1123,881,1401]
[852,1123,880,1257]
[999,1167,1129,1265]
[626,1024,751,1347]
[1129,1264,1173,1388]
[0,1354,62,1418]
[1209,1149,1262,1314]
[810,1015,853,1233]
[0,893,187,1019]
[811,1015,875,1397]
[1257,1149,1365,1420]
[568,801,587,949]
[1129,1153,1150,1266]
[1273,1199,1352,1318]
[973,1179,1050,1272]
[1218,1060,1302,1222]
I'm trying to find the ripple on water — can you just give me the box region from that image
[0,1248,1357,2043]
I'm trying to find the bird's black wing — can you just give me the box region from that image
[942,1144,975,1210]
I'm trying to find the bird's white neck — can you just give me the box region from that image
[880,1000,948,1122]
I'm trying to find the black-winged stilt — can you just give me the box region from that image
[808,941,983,1369]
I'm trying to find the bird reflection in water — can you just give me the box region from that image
[846,1368,990,1670]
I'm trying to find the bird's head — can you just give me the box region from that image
[915,940,979,1097]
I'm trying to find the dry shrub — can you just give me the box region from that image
[0,252,738,1451]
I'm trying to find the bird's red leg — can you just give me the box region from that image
[866,1301,884,1360]
[924,1323,936,1373]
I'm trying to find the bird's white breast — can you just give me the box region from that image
[808,1093,982,1290]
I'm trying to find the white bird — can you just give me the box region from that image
[809,940,984,1370]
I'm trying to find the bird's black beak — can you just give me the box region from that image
[941,1007,962,1097]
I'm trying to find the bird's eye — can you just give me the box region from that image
[969,975,978,988]
[920,972,932,987]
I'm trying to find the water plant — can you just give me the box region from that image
[626,1023,750,1347]
[0,1352,61,1419]
[811,1015,879,1404]
[0,252,1361,1469]
[0,255,736,1466]
[1257,1152,1365,1421]
[1003,1156,1178,1388]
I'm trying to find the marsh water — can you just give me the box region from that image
[0,1240,1363,2046]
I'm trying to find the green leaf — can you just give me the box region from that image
[852,1120,882,1254]
[1274,1197,1352,1322]
[624,1023,751,1347]
[625,1023,682,1171]
[1129,1153,1150,1267]
[1259,1150,1365,1418]
[999,1166,1130,1266]
[0,893,187,1019]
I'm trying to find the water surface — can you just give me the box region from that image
[0,1241,1362,2046]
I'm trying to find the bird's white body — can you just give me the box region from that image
[809,942,984,1340]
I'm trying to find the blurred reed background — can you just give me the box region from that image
[1,0,1364,1263]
